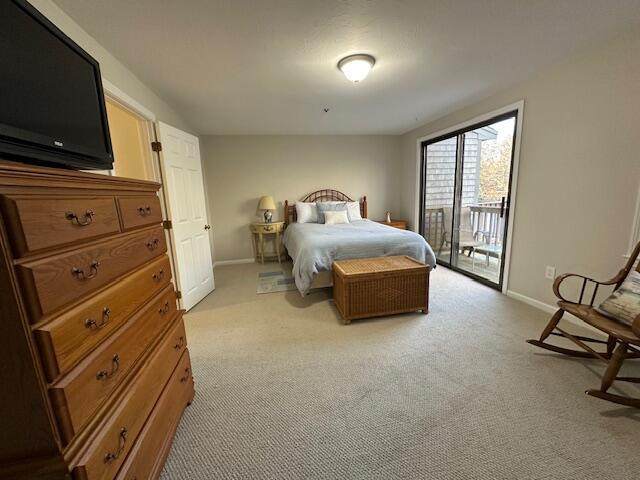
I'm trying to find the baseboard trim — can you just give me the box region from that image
[214,258,255,267]
[506,289,604,336]
[506,290,556,314]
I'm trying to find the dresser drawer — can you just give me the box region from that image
[1,195,121,257]
[116,350,193,480]
[34,255,172,381]
[17,226,166,322]
[117,195,163,231]
[72,314,187,480]
[50,285,178,444]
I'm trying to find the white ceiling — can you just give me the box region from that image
[55,0,640,135]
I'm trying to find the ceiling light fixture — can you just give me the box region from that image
[337,54,375,83]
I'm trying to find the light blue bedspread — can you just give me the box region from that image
[282,219,436,295]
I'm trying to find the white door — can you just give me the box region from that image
[157,122,214,310]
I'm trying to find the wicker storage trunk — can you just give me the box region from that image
[333,256,430,324]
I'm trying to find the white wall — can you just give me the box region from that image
[399,27,640,307]
[34,0,192,132]
[202,135,401,262]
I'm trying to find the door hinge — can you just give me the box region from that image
[151,141,162,152]
[176,290,182,299]
[162,220,172,230]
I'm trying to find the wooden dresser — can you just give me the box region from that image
[0,161,195,479]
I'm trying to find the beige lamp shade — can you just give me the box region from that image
[258,195,276,211]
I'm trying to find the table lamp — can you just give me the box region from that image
[258,195,276,223]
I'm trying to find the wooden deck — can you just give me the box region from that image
[435,247,501,284]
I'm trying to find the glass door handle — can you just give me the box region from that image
[499,196,506,218]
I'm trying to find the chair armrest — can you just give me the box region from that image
[553,274,591,302]
[553,271,624,305]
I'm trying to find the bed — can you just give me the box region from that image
[282,189,437,295]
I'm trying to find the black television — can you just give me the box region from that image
[0,0,113,170]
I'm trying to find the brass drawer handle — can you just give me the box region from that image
[174,336,185,350]
[180,367,190,383]
[71,260,100,280]
[85,307,111,330]
[264,225,273,232]
[96,353,120,381]
[146,238,160,250]
[137,205,152,216]
[103,427,127,464]
[152,269,165,282]
[159,301,170,315]
[65,209,95,226]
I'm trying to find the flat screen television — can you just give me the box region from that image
[0,0,113,170]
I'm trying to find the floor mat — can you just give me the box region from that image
[256,270,297,294]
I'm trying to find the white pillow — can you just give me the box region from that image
[324,210,350,224]
[295,202,317,223]
[346,201,362,221]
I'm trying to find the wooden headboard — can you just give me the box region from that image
[284,189,367,227]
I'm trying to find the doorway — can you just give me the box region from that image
[419,110,519,290]
[104,96,155,181]
[102,81,215,311]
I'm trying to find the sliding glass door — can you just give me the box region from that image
[419,112,517,289]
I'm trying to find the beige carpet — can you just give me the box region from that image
[160,262,639,480]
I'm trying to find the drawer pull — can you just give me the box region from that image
[65,209,95,226]
[103,427,127,464]
[71,260,100,280]
[180,367,190,383]
[264,225,273,232]
[85,307,111,330]
[174,336,185,350]
[96,353,120,381]
[137,205,152,216]
[152,269,165,282]
[146,238,160,250]
[159,301,170,315]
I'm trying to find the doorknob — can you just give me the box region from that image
[204,224,211,230]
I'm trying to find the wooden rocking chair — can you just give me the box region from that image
[527,241,640,408]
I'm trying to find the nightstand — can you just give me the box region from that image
[250,221,284,263]
[376,219,408,230]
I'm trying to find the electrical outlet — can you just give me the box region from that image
[545,265,556,280]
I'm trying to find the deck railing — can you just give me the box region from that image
[469,203,504,246]
[423,202,505,251]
